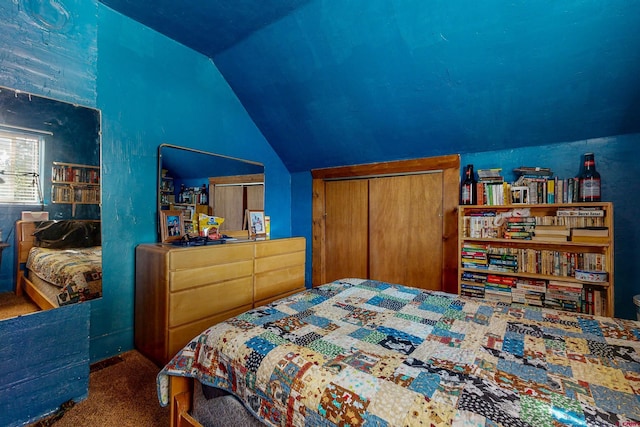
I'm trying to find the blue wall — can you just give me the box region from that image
[0,304,90,427]
[93,5,292,361]
[0,6,292,426]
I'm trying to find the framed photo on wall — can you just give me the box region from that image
[160,210,185,243]
[246,209,266,239]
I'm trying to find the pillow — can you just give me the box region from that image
[33,220,101,249]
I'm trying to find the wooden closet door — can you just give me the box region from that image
[214,186,244,231]
[246,184,264,210]
[323,180,369,282]
[368,173,443,290]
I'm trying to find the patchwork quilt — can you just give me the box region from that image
[158,278,640,426]
[26,246,102,305]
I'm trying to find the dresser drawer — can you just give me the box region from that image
[254,250,305,274]
[169,276,253,327]
[254,264,305,303]
[254,237,305,258]
[168,243,253,270]
[170,259,253,292]
[168,303,252,358]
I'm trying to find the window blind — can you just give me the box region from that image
[0,130,42,203]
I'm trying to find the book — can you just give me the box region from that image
[534,225,570,236]
[513,166,553,177]
[556,208,604,217]
[570,235,608,244]
[531,235,568,242]
[571,227,608,237]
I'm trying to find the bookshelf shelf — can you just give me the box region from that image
[51,162,100,217]
[458,202,614,316]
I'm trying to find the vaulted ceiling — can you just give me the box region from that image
[98,1,640,172]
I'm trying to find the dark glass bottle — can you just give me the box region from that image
[179,184,185,203]
[461,164,477,205]
[579,153,601,202]
[200,184,208,205]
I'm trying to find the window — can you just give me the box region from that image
[0,129,42,204]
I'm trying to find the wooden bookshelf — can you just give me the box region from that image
[458,202,614,316]
[51,162,100,216]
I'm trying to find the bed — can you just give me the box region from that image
[157,278,640,427]
[15,220,102,310]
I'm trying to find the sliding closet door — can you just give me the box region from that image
[214,186,244,230]
[323,179,369,282]
[369,173,443,290]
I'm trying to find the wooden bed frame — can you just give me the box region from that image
[14,220,101,310]
[15,220,56,310]
[169,376,199,427]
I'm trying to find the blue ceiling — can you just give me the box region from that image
[98,1,640,173]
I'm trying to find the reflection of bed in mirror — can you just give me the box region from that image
[15,220,102,310]
[158,144,264,236]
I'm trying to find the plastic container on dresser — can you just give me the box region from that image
[458,203,614,317]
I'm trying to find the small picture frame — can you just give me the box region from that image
[247,209,266,238]
[160,210,185,243]
[511,186,530,204]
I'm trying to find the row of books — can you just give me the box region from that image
[461,242,607,277]
[51,185,100,203]
[460,273,606,315]
[472,166,593,205]
[463,211,606,240]
[52,165,100,184]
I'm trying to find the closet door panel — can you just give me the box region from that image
[369,173,443,290]
[246,184,264,210]
[214,186,244,230]
[324,180,369,282]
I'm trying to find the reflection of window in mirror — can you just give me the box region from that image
[209,174,264,231]
[0,129,44,205]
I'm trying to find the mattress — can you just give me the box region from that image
[158,278,640,426]
[26,246,102,306]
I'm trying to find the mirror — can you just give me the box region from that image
[158,144,264,238]
[0,85,101,315]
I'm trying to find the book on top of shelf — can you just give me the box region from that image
[477,168,503,180]
[513,166,553,177]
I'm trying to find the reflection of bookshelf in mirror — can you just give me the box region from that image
[458,202,614,317]
[160,171,174,209]
[172,203,208,236]
[51,162,100,217]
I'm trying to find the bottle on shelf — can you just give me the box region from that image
[179,184,185,203]
[200,184,208,205]
[579,153,601,202]
[460,164,477,205]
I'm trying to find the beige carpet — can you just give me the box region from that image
[31,350,170,427]
[0,292,40,320]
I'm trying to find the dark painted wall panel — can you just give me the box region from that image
[0,304,90,427]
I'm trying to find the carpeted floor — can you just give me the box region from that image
[0,292,40,320]
[30,350,170,427]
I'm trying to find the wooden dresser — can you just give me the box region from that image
[134,237,306,366]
